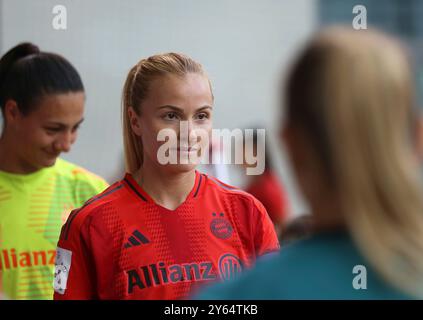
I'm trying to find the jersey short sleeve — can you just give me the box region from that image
[251,198,280,256]
[53,209,96,300]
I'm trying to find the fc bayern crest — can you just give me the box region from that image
[210,212,233,240]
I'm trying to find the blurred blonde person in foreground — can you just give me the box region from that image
[196,27,423,299]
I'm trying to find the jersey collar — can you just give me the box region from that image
[123,170,204,206]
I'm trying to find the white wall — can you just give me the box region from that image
[0,0,317,217]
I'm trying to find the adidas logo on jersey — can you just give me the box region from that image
[124,230,150,248]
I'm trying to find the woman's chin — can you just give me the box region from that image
[42,156,58,168]
[161,163,198,174]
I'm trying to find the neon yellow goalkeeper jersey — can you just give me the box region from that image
[0,158,108,300]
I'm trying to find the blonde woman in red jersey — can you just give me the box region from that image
[54,53,279,300]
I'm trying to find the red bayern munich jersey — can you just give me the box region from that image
[53,171,279,300]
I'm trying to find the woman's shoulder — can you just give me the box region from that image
[61,180,128,235]
[53,158,109,192]
[54,159,106,182]
[200,172,265,209]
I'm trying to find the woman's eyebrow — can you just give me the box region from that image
[196,106,213,111]
[157,105,213,112]
[157,105,183,112]
[45,118,84,128]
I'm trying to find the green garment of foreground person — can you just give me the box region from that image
[195,232,411,299]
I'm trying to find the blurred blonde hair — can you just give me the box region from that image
[286,27,423,297]
[122,53,211,173]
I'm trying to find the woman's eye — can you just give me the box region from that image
[196,113,209,120]
[164,112,178,120]
[45,127,60,133]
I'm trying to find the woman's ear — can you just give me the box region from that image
[3,99,20,124]
[128,107,142,136]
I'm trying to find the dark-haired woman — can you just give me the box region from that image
[0,43,108,300]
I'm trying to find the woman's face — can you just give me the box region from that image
[6,92,85,173]
[130,73,213,174]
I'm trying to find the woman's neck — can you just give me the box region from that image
[0,134,33,174]
[133,161,196,210]
[309,194,345,234]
